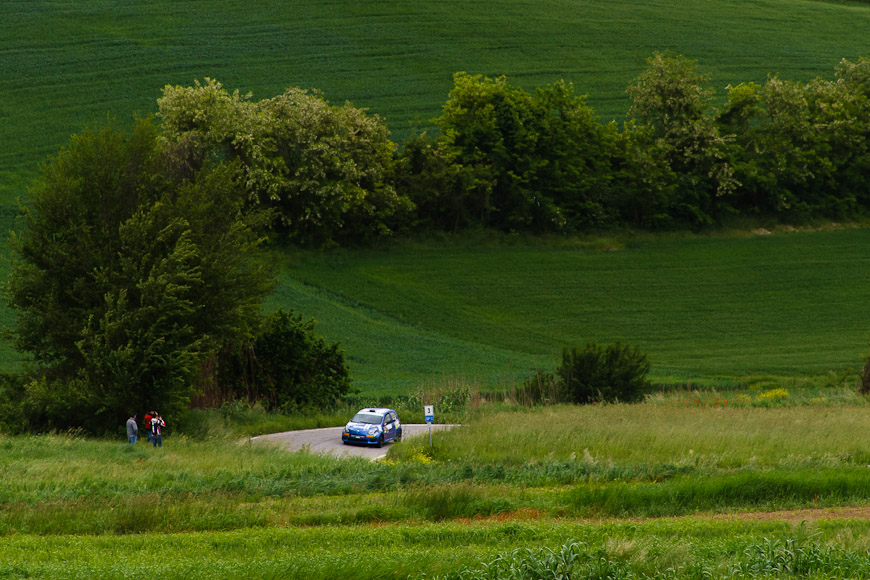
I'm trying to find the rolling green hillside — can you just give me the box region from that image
[6,227,866,396]
[275,228,870,395]
[4,0,870,201]
[3,1,870,398]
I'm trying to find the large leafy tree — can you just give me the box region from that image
[427,73,622,232]
[626,52,738,227]
[752,60,870,219]
[6,119,274,433]
[715,56,870,220]
[157,79,413,246]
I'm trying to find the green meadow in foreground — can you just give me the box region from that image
[4,0,870,200]
[5,400,870,578]
[275,227,870,395]
[4,398,870,533]
[6,519,870,579]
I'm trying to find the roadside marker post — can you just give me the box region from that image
[424,405,434,448]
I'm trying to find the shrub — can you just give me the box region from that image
[515,370,566,405]
[195,309,356,411]
[521,342,651,405]
[859,352,870,396]
[557,342,651,404]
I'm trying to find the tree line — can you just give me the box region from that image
[2,52,869,433]
[158,51,870,244]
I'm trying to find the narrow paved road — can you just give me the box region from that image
[252,423,458,460]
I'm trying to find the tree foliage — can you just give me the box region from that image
[723,59,870,220]
[401,54,870,234]
[6,120,275,433]
[626,52,738,227]
[158,79,413,246]
[427,73,623,232]
[202,309,355,412]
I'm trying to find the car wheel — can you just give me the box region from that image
[396,429,403,442]
[376,434,384,448]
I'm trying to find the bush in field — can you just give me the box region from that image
[526,342,651,405]
[199,309,355,412]
[558,342,651,404]
[861,355,870,396]
[516,370,566,405]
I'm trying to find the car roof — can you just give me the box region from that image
[356,408,395,416]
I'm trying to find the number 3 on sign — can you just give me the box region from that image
[424,405,434,423]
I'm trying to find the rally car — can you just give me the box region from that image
[342,408,402,447]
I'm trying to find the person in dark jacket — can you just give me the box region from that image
[126,414,138,445]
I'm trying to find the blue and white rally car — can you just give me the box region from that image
[342,408,402,447]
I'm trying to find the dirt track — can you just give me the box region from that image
[699,506,870,523]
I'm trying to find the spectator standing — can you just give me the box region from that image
[126,414,138,445]
[150,414,166,448]
[143,410,154,443]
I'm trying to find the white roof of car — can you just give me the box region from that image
[358,408,393,415]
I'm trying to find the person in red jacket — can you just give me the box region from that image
[143,411,154,444]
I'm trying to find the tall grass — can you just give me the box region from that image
[434,535,870,580]
[3,519,870,579]
[394,402,870,468]
[566,468,870,518]
[7,400,870,535]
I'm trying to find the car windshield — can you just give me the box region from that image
[351,413,382,424]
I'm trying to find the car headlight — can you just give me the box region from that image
[367,427,379,436]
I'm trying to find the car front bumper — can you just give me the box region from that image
[342,430,381,445]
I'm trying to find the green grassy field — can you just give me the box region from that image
[6,402,870,578]
[273,227,870,395]
[7,2,870,577]
[9,519,870,579]
[4,0,870,201]
[2,222,867,396]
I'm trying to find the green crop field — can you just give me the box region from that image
[273,227,870,396]
[3,0,870,201]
